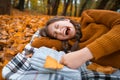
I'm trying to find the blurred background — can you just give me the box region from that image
[0,0,120,16]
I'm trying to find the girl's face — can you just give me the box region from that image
[47,19,76,40]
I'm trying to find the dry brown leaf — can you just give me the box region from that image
[87,63,117,74]
[0,40,7,45]
[16,44,26,52]
[4,48,16,55]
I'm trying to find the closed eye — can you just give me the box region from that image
[55,24,59,29]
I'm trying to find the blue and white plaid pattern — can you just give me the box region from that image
[80,61,120,80]
[2,53,31,80]
[2,48,81,80]
[2,29,120,80]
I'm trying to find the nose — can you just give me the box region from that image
[55,29,62,34]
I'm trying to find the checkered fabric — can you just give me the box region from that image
[2,29,120,80]
[80,61,120,80]
[32,29,120,80]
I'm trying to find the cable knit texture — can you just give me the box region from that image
[80,9,120,68]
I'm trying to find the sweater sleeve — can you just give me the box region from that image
[87,25,120,60]
[81,9,120,28]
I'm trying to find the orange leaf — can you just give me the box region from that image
[44,56,63,69]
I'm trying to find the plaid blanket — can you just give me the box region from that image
[2,29,120,80]
[2,47,81,80]
[80,62,120,80]
[2,53,31,80]
[31,29,120,80]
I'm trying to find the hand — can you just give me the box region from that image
[60,47,93,69]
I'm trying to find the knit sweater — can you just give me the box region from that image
[78,9,120,68]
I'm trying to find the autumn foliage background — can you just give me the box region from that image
[0,0,120,79]
[0,9,80,80]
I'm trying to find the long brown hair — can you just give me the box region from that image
[40,17,82,53]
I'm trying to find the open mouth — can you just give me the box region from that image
[65,27,70,35]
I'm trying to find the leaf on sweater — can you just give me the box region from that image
[87,63,117,74]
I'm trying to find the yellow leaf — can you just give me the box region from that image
[44,56,63,69]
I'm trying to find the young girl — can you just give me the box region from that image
[40,9,120,70]
[2,9,120,80]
